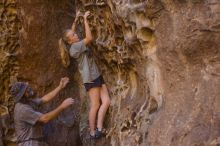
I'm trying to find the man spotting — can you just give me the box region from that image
[11,77,74,146]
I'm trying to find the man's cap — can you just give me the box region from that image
[10,82,28,102]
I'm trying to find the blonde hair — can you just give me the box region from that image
[58,30,71,68]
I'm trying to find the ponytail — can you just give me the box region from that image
[58,38,70,68]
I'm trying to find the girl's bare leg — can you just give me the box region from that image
[88,87,101,135]
[97,84,111,130]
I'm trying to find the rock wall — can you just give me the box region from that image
[1,0,82,145]
[1,0,220,146]
[16,0,83,146]
[148,1,220,146]
[78,0,164,145]
[0,0,20,145]
[77,0,220,146]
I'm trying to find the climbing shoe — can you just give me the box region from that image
[90,134,97,140]
[95,129,104,139]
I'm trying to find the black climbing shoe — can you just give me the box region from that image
[90,134,96,140]
[95,129,103,139]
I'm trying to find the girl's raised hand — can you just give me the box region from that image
[76,10,81,17]
[84,11,90,19]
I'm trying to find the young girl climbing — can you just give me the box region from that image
[58,11,111,139]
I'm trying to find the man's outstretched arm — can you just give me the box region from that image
[39,98,74,123]
[41,77,69,104]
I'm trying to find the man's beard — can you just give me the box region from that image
[29,98,40,110]
[20,96,37,106]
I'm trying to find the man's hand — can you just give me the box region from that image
[61,98,74,109]
[38,98,75,123]
[59,77,69,89]
[84,11,90,19]
[41,77,70,104]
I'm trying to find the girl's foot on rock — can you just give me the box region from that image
[95,128,104,139]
